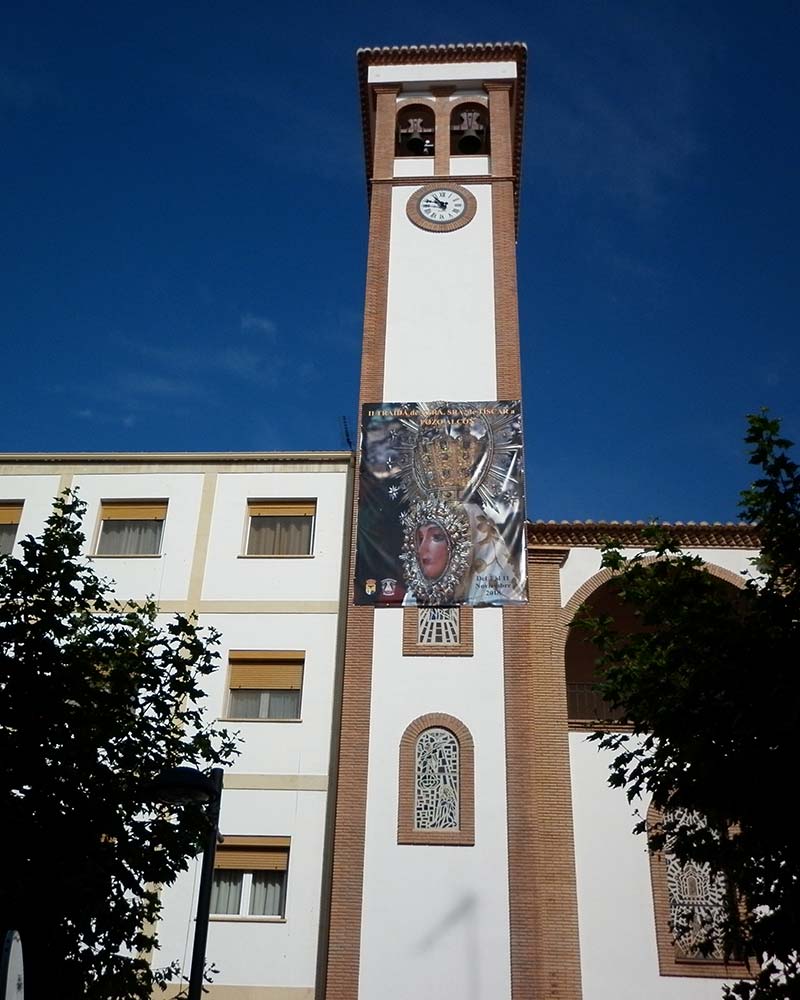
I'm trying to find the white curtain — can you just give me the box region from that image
[249,872,284,916]
[210,871,242,914]
[97,519,163,555]
[0,524,16,556]
[248,516,311,556]
[230,689,300,720]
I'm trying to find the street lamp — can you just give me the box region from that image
[149,766,223,1000]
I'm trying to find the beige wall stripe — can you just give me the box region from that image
[186,471,217,608]
[57,472,74,496]
[160,987,314,1000]
[154,601,340,616]
[223,774,328,791]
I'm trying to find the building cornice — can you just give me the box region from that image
[0,450,354,467]
[357,42,527,227]
[527,519,760,550]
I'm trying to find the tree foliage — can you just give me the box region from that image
[580,413,800,1000]
[0,491,238,1000]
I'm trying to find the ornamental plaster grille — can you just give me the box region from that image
[415,728,459,829]
[417,607,460,645]
[665,810,727,960]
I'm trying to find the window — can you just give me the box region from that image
[398,713,474,846]
[211,837,289,918]
[402,606,474,656]
[0,502,23,556]
[245,500,315,556]
[648,803,752,979]
[227,651,304,721]
[95,500,167,556]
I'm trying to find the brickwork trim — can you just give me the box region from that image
[529,520,760,550]
[503,553,583,1000]
[324,93,393,995]
[398,713,475,846]
[405,182,478,232]
[556,557,747,664]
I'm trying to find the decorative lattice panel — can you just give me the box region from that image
[417,607,460,645]
[415,728,459,829]
[665,811,727,959]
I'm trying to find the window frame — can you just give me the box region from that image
[0,502,23,556]
[224,651,304,723]
[647,803,753,979]
[210,836,290,921]
[242,499,317,558]
[93,499,168,558]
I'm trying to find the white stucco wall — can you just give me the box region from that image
[0,474,62,554]
[570,734,740,1000]
[382,184,497,401]
[74,472,204,602]
[368,62,517,85]
[358,608,512,1000]
[560,545,757,608]
[202,471,349,603]
[200,611,339,777]
[154,787,327,990]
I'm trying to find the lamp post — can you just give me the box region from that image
[149,766,223,1000]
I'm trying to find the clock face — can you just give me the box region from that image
[407,184,477,232]
[418,189,466,223]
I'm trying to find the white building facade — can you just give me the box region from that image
[0,42,760,1000]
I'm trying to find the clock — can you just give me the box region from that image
[406,183,477,232]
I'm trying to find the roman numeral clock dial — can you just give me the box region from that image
[407,183,477,232]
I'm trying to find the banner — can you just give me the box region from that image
[354,400,527,607]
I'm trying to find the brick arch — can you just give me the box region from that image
[449,98,490,156]
[395,96,438,113]
[554,557,746,664]
[398,713,475,846]
[395,100,436,158]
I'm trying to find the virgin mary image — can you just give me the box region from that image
[355,401,528,607]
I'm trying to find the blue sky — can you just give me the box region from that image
[2,1,797,522]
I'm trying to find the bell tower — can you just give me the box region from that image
[323,44,582,1000]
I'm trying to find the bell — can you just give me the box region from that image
[457,128,484,154]
[405,131,426,155]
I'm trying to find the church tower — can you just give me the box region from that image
[323,43,583,1000]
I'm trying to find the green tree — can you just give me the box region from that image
[580,413,800,1000]
[0,491,238,1000]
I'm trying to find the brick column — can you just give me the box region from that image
[323,86,395,1000]
[504,547,583,1000]
[487,81,522,398]
[431,86,454,176]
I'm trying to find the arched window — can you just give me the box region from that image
[395,103,435,157]
[450,102,490,155]
[398,713,474,845]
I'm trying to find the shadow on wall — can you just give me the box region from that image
[415,892,480,1000]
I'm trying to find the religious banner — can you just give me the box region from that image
[354,400,527,607]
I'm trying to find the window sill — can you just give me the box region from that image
[237,554,314,559]
[222,717,302,724]
[90,554,162,559]
[209,915,286,923]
